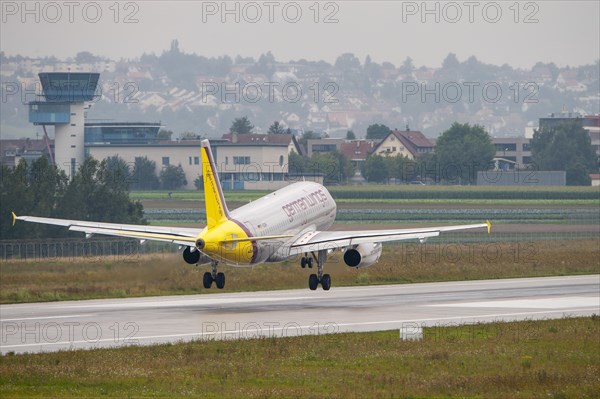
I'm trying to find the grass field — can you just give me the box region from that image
[1,317,598,398]
[1,239,598,304]
[130,185,600,204]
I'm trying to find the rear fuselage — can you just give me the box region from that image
[198,182,337,266]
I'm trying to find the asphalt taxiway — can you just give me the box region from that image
[1,275,598,354]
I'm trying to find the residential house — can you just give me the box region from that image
[372,129,434,160]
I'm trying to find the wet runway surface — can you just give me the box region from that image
[1,275,598,354]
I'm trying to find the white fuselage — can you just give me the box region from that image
[227,182,337,264]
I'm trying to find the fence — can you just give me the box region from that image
[0,238,178,262]
[1,231,597,263]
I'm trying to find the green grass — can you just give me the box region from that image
[1,317,598,398]
[2,239,598,304]
[131,185,600,199]
[131,190,268,202]
[335,198,599,205]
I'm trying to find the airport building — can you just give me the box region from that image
[28,72,99,176]
[87,134,305,190]
[492,137,532,170]
[538,113,600,157]
[17,72,308,189]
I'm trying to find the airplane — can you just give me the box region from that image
[12,140,491,291]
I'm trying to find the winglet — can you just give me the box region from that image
[11,212,17,226]
[486,220,492,234]
[201,139,230,229]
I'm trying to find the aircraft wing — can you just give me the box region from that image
[12,213,200,246]
[288,221,490,255]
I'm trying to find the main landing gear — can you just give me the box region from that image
[302,251,331,291]
[300,255,313,268]
[203,260,225,289]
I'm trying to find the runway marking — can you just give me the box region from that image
[2,307,597,351]
[429,296,599,309]
[332,307,600,328]
[2,276,598,354]
[0,314,96,322]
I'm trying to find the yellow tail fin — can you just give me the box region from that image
[201,140,229,229]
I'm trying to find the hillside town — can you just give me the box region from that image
[2,45,599,138]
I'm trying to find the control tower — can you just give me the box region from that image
[29,72,99,176]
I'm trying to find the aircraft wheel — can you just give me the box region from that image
[301,258,307,268]
[203,272,213,289]
[308,274,319,290]
[215,272,226,289]
[307,258,313,268]
[321,274,331,291]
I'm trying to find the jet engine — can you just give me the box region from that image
[182,246,212,265]
[343,243,382,269]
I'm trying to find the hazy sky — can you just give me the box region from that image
[1,1,599,68]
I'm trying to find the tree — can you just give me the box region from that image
[132,157,160,190]
[566,163,592,186]
[297,130,319,150]
[252,51,276,76]
[363,55,382,80]
[288,152,308,176]
[75,51,99,64]
[0,157,68,239]
[366,124,391,140]
[157,129,174,140]
[384,155,414,183]
[194,175,204,190]
[363,155,389,183]
[346,130,356,140]
[329,151,355,183]
[268,121,286,134]
[102,155,132,191]
[55,157,145,226]
[434,122,495,184]
[0,157,141,240]
[180,131,201,140]
[287,151,353,185]
[442,52,460,70]
[160,164,187,190]
[230,116,254,134]
[307,152,352,185]
[531,121,596,185]
[415,153,436,183]
[399,56,415,74]
[334,53,361,70]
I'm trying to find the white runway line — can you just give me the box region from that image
[429,296,600,309]
[1,275,598,354]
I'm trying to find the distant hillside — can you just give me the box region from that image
[1,48,598,138]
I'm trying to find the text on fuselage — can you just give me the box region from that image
[282,189,328,222]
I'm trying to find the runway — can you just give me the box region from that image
[1,275,598,354]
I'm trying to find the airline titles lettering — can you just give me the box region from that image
[282,189,328,222]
